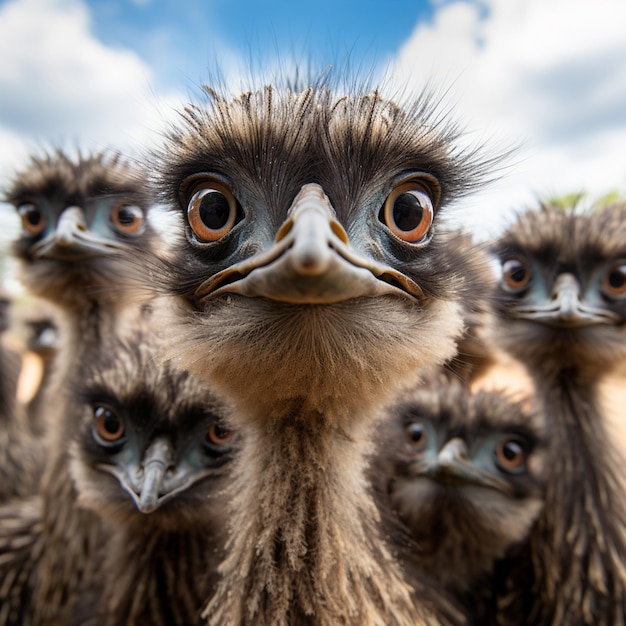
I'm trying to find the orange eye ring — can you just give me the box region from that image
[111,203,144,235]
[206,422,234,446]
[382,180,435,243]
[495,438,526,473]
[93,406,125,443]
[602,263,626,298]
[187,180,239,242]
[405,421,428,452]
[502,257,531,291]
[18,203,46,236]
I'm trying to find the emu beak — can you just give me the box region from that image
[55,207,88,247]
[136,438,172,513]
[98,437,224,514]
[424,438,512,493]
[195,183,425,304]
[31,206,127,259]
[511,273,620,327]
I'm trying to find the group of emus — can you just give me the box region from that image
[0,83,625,626]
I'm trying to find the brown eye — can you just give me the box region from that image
[111,204,144,234]
[495,438,526,473]
[602,264,626,297]
[187,181,239,242]
[382,181,435,243]
[406,422,428,452]
[18,203,46,236]
[502,257,531,290]
[93,406,125,444]
[206,422,234,446]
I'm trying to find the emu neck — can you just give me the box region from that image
[97,526,216,626]
[31,298,150,624]
[62,296,140,358]
[33,458,103,626]
[205,405,437,626]
[528,373,626,624]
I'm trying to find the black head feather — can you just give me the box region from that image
[6,150,158,309]
[377,378,546,622]
[69,329,235,531]
[491,203,626,378]
[145,84,500,421]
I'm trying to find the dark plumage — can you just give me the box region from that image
[1,422,106,623]
[7,150,156,315]
[0,151,160,625]
[0,496,42,625]
[6,149,160,439]
[490,203,626,624]
[148,84,497,625]
[378,378,546,623]
[67,331,235,626]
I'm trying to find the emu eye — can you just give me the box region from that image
[406,421,428,453]
[602,263,626,297]
[187,181,240,242]
[502,257,531,291]
[111,204,144,235]
[381,181,435,243]
[18,203,46,236]
[494,438,527,473]
[93,406,125,444]
[206,422,234,447]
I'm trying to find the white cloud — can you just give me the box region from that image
[388,0,626,237]
[1,0,625,246]
[0,0,189,258]
[0,0,184,184]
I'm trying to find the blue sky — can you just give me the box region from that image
[1,0,625,243]
[86,0,434,92]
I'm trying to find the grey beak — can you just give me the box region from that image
[55,207,88,247]
[136,438,174,514]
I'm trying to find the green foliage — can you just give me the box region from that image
[544,189,626,213]
[546,192,587,212]
[592,189,625,208]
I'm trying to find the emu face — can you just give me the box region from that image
[492,204,626,374]
[7,151,156,301]
[154,86,493,420]
[386,383,546,564]
[69,333,235,531]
